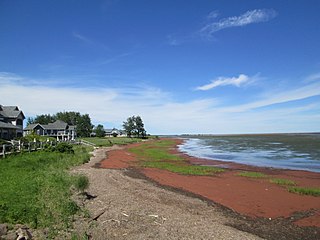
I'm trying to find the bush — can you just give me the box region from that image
[74,175,89,192]
[55,142,74,154]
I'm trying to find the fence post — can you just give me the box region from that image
[2,145,5,158]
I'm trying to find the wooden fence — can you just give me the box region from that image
[0,139,96,158]
[0,140,58,158]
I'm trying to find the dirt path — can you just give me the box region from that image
[71,146,262,240]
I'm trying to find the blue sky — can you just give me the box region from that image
[1,0,320,134]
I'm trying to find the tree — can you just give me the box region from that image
[94,124,105,138]
[123,115,146,138]
[76,114,93,137]
[27,114,56,125]
[135,116,146,138]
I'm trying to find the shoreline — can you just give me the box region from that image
[99,138,320,231]
[176,137,320,174]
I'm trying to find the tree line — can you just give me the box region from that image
[28,112,147,138]
[27,111,93,137]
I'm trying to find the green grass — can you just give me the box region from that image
[143,161,225,175]
[129,139,225,175]
[0,145,92,231]
[237,171,268,178]
[80,137,142,147]
[270,178,296,186]
[288,186,320,197]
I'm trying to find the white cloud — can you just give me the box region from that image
[1,72,319,135]
[200,9,277,37]
[224,81,320,112]
[305,73,320,82]
[196,74,251,90]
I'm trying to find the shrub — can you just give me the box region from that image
[74,175,89,192]
[55,142,74,154]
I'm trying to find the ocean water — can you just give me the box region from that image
[178,134,320,172]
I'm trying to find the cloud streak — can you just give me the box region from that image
[200,9,277,37]
[196,74,251,90]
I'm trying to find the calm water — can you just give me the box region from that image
[178,134,320,172]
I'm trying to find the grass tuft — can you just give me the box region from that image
[74,175,89,192]
[237,171,268,178]
[288,187,320,197]
[270,178,296,186]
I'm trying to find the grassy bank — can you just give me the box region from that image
[80,137,142,147]
[0,145,92,233]
[129,139,225,175]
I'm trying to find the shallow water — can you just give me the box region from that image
[178,134,320,172]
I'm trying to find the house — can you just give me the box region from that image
[0,105,25,140]
[24,120,76,141]
[104,128,127,137]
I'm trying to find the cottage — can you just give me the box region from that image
[24,120,76,141]
[104,128,127,137]
[0,105,25,140]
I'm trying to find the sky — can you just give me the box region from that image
[1,0,320,134]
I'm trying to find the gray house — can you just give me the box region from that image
[24,120,76,141]
[0,105,25,140]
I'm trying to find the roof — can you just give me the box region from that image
[24,120,76,131]
[0,105,25,119]
[24,123,43,130]
[46,120,68,130]
[0,121,19,129]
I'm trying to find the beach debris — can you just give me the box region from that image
[148,214,159,218]
[121,212,129,217]
[16,226,32,240]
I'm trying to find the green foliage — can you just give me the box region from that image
[27,114,55,125]
[270,178,296,186]
[143,161,225,175]
[55,142,74,154]
[129,139,225,176]
[74,175,89,192]
[0,146,91,230]
[237,171,268,178]
[123,115,146,138]
[288,186,320,196]
[81,137,141,147]
[94,124,105,138]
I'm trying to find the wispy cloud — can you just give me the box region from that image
[196,74,252,90]
[224,81,320,112]
[206,10,219,20]
[72,31,93,44]
[72,31,109,50]
[200,9,277,37]
[305,72,320,82]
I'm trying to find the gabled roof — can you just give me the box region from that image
[46,120,68,130]
[0,105,25,119]
[24,120,75,131]
[0,121,19,129]
[24,123,44,130]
